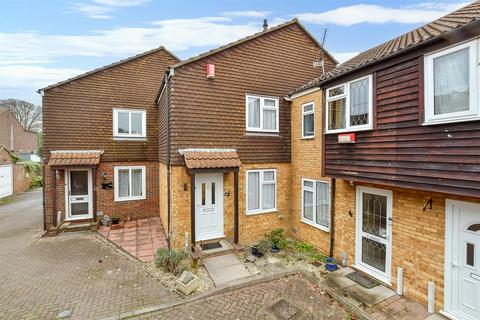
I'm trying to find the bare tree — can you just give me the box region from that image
[0,99,42,132]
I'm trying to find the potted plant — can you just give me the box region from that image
[325,257,338,272]
[111,213,120,225]
[266,228,285,253]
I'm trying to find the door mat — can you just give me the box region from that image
[200,242,222,251]
[345,271,379,289]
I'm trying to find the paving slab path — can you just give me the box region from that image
[0,190,178,320]
[203,253,251,285]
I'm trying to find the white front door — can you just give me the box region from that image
[0,164,13,198]
[195,173,224,241]
[65,169,93,220]
[445,200,480,320]
[355,186,393,284]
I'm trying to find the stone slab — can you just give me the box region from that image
[341,282,396,307]
[324,267,357,290]
[203,253,251,285]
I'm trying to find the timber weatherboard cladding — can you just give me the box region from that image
[324,52,480,197]
[166,23,336,165]
[43,49,179,163]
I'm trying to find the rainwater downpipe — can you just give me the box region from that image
[165,68,173,251]
[329,178,336,258]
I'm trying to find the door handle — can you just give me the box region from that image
[471,273,480,281]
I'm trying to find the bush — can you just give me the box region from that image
[256,239,272,253]
[265,228,285,247]
[30,175,43,188]
[155,248,189,275]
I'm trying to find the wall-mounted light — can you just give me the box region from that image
[55,170,60,180]
[101,172,108,180]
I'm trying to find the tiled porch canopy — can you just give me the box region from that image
[48,150,103,167]
[183,149,242,170]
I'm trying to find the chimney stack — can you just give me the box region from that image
[263,19,268,31]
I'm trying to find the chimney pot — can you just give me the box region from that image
[263,19,268,31]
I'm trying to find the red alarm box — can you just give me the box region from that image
[206,63,215,79]
[338,133,356,143]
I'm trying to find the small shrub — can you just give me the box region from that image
[30,175,43,188]
[294,240,315,253]
[257,239,272,253]
[155,248,189,275]
[265,228,285,246]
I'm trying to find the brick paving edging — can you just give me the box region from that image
[98,268,374,320]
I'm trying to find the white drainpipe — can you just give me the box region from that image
[428,281,435,313]
[396,267,403,295]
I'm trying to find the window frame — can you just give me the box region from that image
[113,108,147,139]
[301,178,330,232]
[245,169,277,215]
[325,74,373,134]
[424,39,480,125]
[245,94,280,133]
[114,165,146,202]
[301,102,315,139]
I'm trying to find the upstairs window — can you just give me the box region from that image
[424,40,480,124]
[246,94,279,132]
[302,102,315,138]
[113,108,146,138]
[326,75,372,133]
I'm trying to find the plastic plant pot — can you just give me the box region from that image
[325,257,338,272]
[271,244,280,253]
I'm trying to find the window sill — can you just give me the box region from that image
[113,137,147,141]
[325,126,372,135]
[114,196,146,202]
[301,136,315,140]
[246,208,278,216]
[422,115,480,126]
[300,219,330,233]
[245,131,280,137]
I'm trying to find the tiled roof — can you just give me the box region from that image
[290,0,480,95]
[183,150,242,169]
[171,18,337,69]
[38,46,179,92]
[48,150,103,166]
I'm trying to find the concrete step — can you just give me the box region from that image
[194,239,234,259]
[59,221,93,233]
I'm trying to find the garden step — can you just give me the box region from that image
[59,221,93,233]
[194,239,234,259]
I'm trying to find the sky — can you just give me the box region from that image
[0,0,470,105]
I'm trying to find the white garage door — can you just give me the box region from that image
[0,164,13,198]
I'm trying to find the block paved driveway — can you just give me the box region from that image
[0,190,178,320]
[133,274,348,320]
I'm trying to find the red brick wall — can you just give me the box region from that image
[44,161,158,230]
[0,110,37,153]
[13,165,31,193]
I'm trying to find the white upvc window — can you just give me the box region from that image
[113,108,146,138]
[302,102,315,139]
[424,39,480,125]
[325,74,373,133]
[301,179,330,232]
[114,166,146,201]
[246,94,279,132]
[246,169,276,214]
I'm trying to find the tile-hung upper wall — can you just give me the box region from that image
[42,49,179,163]
[165,22,337,165]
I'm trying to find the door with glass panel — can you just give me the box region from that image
[66,169,93,220]
[195,173,224,241]
[355,186,393,283]
[447,200,480,320]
